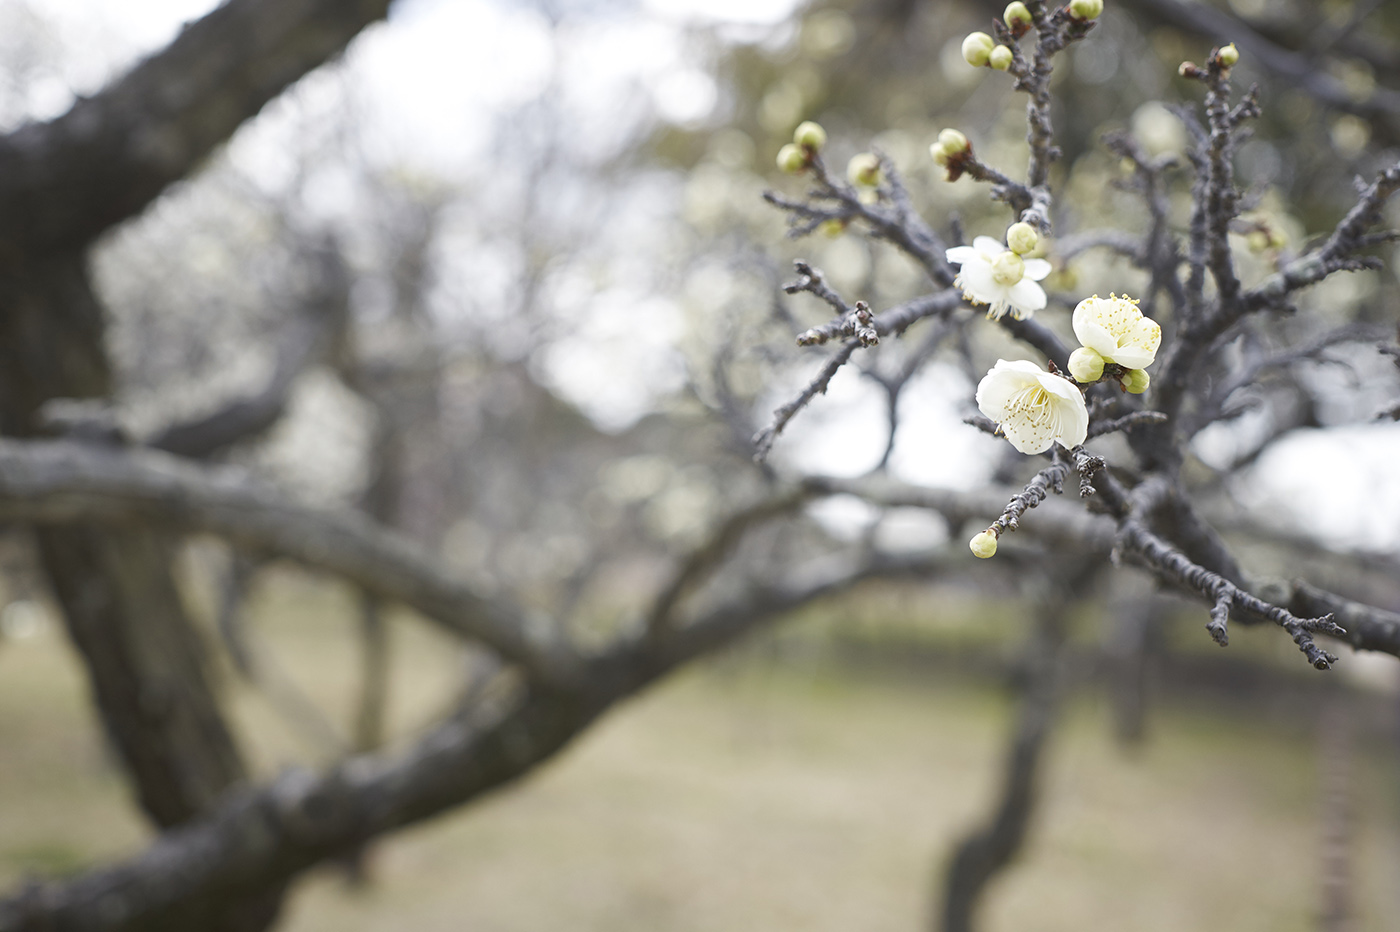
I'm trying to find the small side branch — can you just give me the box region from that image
[784,260,851,317]
[1114,480,1344,669]
[1243,162,1400,312]
[764,153,954,286]
[1087,410,1168,440]
[752,341,859,462]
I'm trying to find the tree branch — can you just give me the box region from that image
[0,549,947,932]
[0,0,392,255]
[0,439,581,687]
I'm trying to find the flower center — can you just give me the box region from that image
[990,251,1025,286]
[1008,384,1055,427]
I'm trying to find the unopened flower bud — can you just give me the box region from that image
[962,31,995,67]
[777,143,807,174]
[1067,347,1105,383]
[969,530,998,559]
[1246,230,1269,253]
[1068,0,1104,21]
[793,120,827,151]
[1004,1,1032,29]
[989,45,1013,70]
[938,128,969,153]
[818,218,846,238]
[1178,61,1199,78]
[1006,222,1038,255]
[1122,368,1151,394]
[847,152,881,187]
[1217,43,1239,67]
[990,250,1025,286]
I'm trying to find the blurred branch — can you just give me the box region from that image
[1120,0,1400,144]
[0,546,947,932]
[938,565,1091,932]
[764,153,955,286]
[1243,162,1400,313]
[0,0,392,254]
[1154,160,1400,432]
[0,439,583,687]
[147,242,351,458]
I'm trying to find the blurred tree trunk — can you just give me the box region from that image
[936,565,1094,932]
[0,258,280,932]
[0,258,248,823]
[0,2,393,927]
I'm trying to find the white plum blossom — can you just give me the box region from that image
[946,236,1051,321]
[975,359,1089,455]
[1071,293,1161,369]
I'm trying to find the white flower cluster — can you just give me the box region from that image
[973,293,1161,466]
[1066,293,1161,388]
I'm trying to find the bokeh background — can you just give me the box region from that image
[2,0,1400,929]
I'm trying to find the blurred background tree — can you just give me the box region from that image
[1,1,1400,931]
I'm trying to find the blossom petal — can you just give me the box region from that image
[975,360,1037,415]
[975,360,1088,456]
[1109,345,1155,369]
[1007,279,1047,314]
[1033,373,1089,449]
[972,236,1005,257]
[1107,317,1162,368]
[960,262,1000,304]
[1001,419,1054,455]
[946,246,979,265]
[1021,258,1052,281]
[1035,371,1083,404]
[1074,315,1118,359]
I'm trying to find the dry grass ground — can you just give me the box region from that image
[1,570,1398,931]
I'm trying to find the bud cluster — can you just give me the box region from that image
[775,120,828,175]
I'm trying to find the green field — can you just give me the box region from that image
[1,572,1397,931]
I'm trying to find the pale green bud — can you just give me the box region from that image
[990,251,1025,286]
[962,32,995,67]
[1218,43,1239,67]
[930,141,952,166]
[777,143,807,174]
[969,530,998,559]
[1122,368,1151,394]
[818,218,846,238]
[989,45,1013,71]
[1068,0,1104,20]
[1006,221,1038,255]
[847,152,881,187]
[793,120,827,151]
[1004,2,1032,29]
[937,128,969,153]
[1068,347,1105,383]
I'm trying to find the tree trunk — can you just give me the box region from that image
[0,257,278,931]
